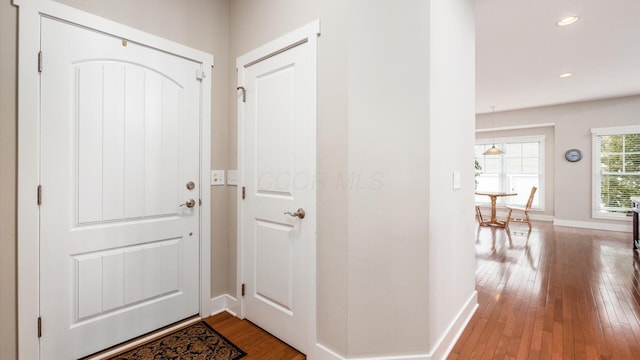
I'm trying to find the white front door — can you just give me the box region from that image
[39,17,201,359]
[237,23,318,354]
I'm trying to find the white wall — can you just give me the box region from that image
[428,0,478,354]
[477,95,640,231]
[345,0,431,355]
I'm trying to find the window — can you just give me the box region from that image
[475,136,544,208]
[592,126,640,219]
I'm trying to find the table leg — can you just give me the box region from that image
[490,196,497,223]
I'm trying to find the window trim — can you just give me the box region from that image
[475,135,545,211]
[591,125,640,220]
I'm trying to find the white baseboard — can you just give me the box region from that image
[314,291,478,360]
[210,294,239,317]
[315,344,344,360]
[315,344,430,360]
[429,291,478,360]
[553,218,632,232]
[529,214,554,222]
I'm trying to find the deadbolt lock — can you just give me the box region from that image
[186,181,195,190]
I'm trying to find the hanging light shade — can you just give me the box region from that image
[483,106,504,155]
[483,145,504,155]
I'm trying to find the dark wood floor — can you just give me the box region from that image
[449,222,640,360]
[205,222,640,360]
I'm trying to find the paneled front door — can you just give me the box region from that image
[39,16,202,359]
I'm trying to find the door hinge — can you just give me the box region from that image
[38,51,42,73]
[241,283,245,297]
[37,317,42,338]
[242,186,246,200]
[37,185,42,205]
[196,69,206,81]
[199,198,202,206]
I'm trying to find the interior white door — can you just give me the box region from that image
[238,31,317,354]
[39,17,201,359]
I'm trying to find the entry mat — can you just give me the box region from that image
[105,321,246,360]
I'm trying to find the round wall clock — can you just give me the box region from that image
[564,149,582,162]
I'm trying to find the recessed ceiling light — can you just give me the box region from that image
[560,72,573,78]
[557,16,579,26]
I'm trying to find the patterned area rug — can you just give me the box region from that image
[108,321,246,360]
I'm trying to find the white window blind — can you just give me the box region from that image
[592,126,640,219]
[475,136,544,208]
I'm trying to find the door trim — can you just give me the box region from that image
[15,1,213,358]
[236,20,320,356]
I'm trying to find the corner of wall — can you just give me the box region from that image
[210,294,239,317]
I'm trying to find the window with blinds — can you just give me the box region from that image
[592,126,640,219]
[475,136,544,208]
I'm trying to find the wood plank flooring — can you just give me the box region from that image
[204,222,640,360]
[205,311,305,359]
[448,222,640,360]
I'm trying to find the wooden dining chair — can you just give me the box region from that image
[475,205,485,224]
[505,186,537,231]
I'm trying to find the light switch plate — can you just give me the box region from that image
[227,170,238,186]
[452,171,461,190]
[211,170,225,186]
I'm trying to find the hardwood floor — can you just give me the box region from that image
[205,311,305,359]
[448,221,640,360]
[205,222,640,360]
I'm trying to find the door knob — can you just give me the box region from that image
[180,199,196,208]
[284,208,305,219]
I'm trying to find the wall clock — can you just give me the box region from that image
[564,149,582,162]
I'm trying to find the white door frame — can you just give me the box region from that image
[15,1,213,358]
[236,20,319,357]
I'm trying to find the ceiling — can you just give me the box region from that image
[475,0,640,114]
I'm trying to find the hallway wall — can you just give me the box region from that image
[0,1,18,358]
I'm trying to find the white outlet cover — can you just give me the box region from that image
[227,170,238,186]
[211,170,225,186]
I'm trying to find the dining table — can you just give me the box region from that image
[475,191,517,227]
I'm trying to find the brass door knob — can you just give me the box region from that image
[180,199,196,208]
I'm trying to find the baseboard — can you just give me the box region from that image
[210,294,239,317]
[315,344,430,360]
[553,218,632,232]
[314,291,478,360]
[315,344,344,360]
[428,291,478,360]
[529,214,554,222]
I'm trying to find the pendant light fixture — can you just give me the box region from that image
[483,106,504,155]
